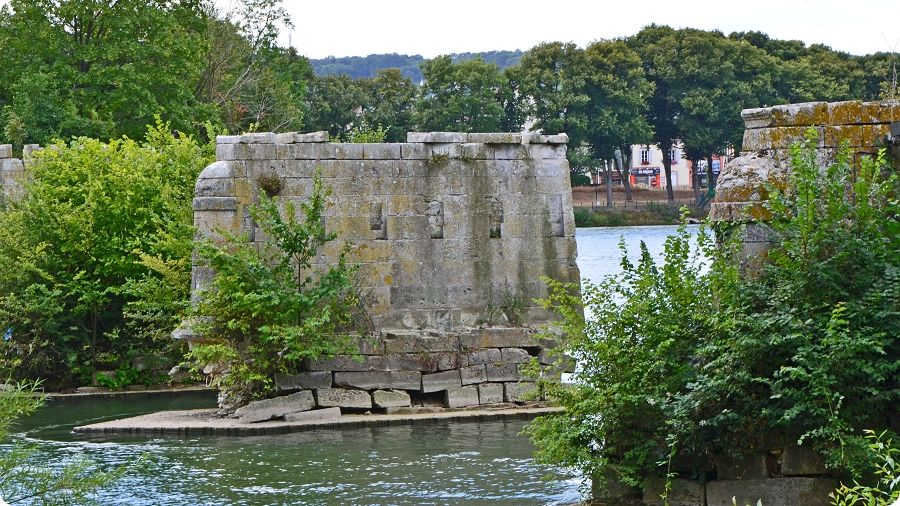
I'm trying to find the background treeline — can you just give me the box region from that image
[2,1,896,198]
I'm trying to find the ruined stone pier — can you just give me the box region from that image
[188,131,580,417]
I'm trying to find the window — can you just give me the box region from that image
[669,148,678,164]
[640,146,650,164]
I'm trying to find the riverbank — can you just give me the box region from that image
[74,403,562,436]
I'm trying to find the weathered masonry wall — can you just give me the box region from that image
[712,100,899,224]
[193,131,579,332]
[0,144,29,202]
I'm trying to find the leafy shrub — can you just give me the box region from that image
[0,121,212,387]
[189,174,359,412]
[830,430,900,506]
[528,134,899,488]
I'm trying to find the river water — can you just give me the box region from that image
[9,225,693,505]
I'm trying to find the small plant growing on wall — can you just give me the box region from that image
[257,171,283,197]
[188,171,358,413]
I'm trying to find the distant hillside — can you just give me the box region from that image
[310,50,524,82]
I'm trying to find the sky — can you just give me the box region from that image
[263,0,900,58]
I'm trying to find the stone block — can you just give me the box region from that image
[399,143,430,159]
[241,132,276,143]
[466,133,522,144]
[421,370,462,393]
[315,388,372,409]
[717,452,770,480]
[333,371,421,390]
[0,145,12,158]
[503,382,534,402]
[460,365,487,385]
[274,372,332,392]
[372,389,411,408]
[486,362,519,382]
[467,348,501,365]
[459,328,540,349]
[545,133,569,144]
[234,390,315,423]
[500,348,531,363]
[591,471,642,504]
[642,476,705,506]
[382,332,460,353]
[780,445,826,476]
[295,131,329,143]
[406,132,430,143]
[477,383,503,404]
[362,143,401,159]
[284,406,342,422]
[444,385,479,408]
[216,135,242,144]
[706,477,839,506]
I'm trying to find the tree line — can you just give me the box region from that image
[2,1,896,198]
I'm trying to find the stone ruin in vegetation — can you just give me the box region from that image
[188,130,580,420]
[599,100,899,506]
[712,100,900,261]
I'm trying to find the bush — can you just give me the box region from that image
[0,121,212,387]
[528,133,899,488]
[188,174,359,412]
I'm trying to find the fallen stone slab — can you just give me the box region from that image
[372,389,411,408]
[284,407,341,422]
[235,390,315,423]
[315,388,372,409]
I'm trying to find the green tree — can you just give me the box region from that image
[628,25,683,202]
[189,176,359,412]
[581,39,653,203]
[0,122,212,387]
[359,68,417,142]
[304,74,370,139]
[527,137,899,488]
[415,55,508,132]
[0,0,209,144]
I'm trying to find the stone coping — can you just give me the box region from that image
[214,131,569,145]
[73,404,561,436]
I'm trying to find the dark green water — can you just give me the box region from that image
[11,392,584,505]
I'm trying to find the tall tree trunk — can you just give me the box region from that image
[615,148,633,202]
[706,154,715,193]
[604,160,613,207]
[661,140,674,202]
[690,159,700,199]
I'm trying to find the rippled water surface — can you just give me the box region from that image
[8,225,687,505]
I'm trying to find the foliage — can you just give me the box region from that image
[0,380,123,503]
[0,121,212,387]
[415,56,508,132]
[830,430,900,506]
[189,175,359,411]
[529,138,899,488]
[309,50,523,82]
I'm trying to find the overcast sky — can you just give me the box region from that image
[265,0,900,58]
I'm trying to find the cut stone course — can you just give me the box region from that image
[460,365,487,385]
[315,388,372,409]
[234,390,315,423]
[467,348,501,365]
[500,348,531,363]
[477,383,503,404]
[333,371,421,390]
[486,362,519,382]
[503,382,535,403]
[421,370,462,393]
[372,389,412,408]
[444,385,480,408]
[274,372,332,391]
[642,477,705,506]
[706,477,838,506]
